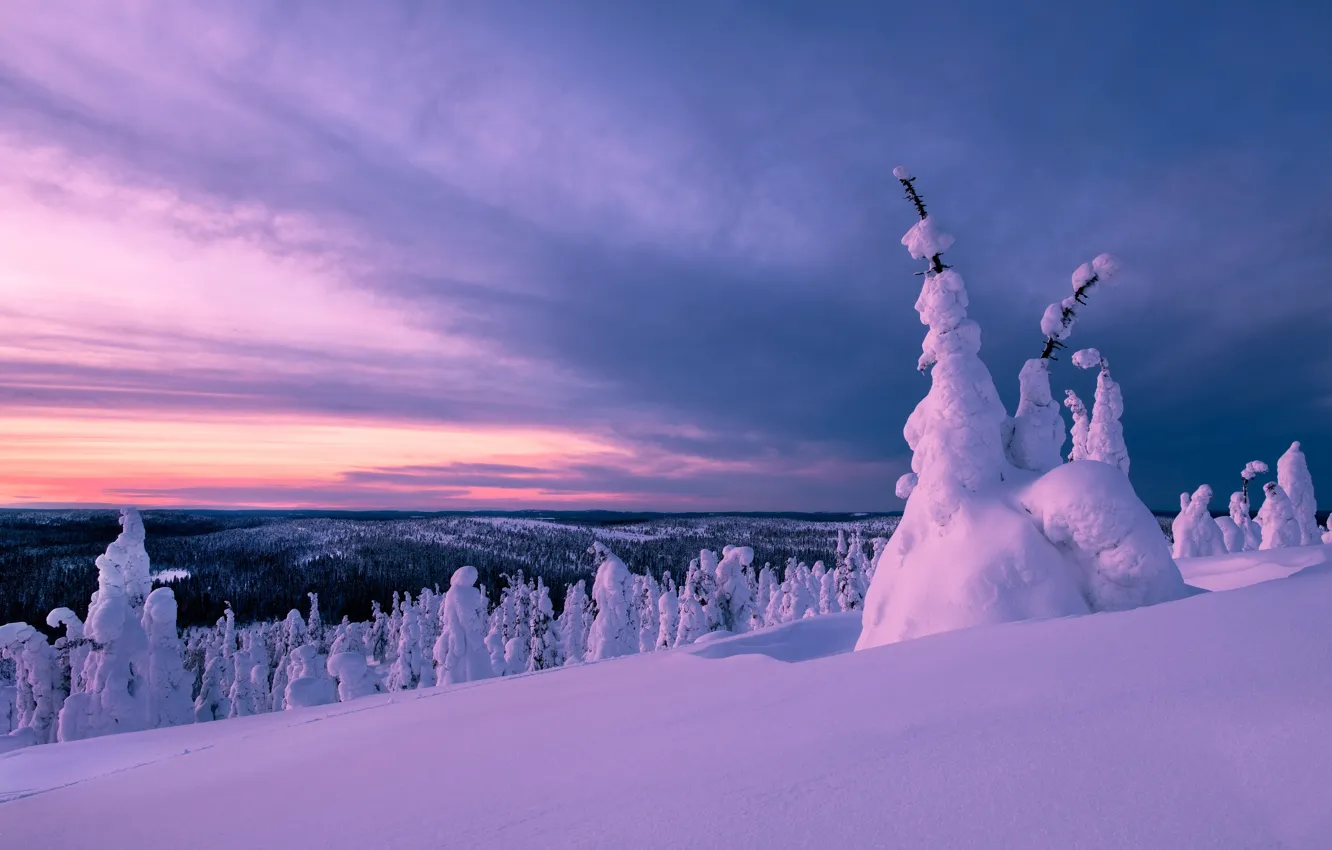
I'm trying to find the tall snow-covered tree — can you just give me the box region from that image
[306,592,324,652]
[1277,442,1318,545]
[1256,482,1302,550]
[143,588,193,729]
[434,566,495,686]
[58,508,152,742]
[586,543,637,661]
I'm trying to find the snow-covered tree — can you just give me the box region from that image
[142,588,193,729]
[194,655,230,722]
[1064,390,1091,462]
[586,543,637,661]
[46,608,88,696]
[228,650,259,718]
[306,592,324,652]
[656,581,679,650]
[1256,482,1302,550]
[387,597,429,690]
[0,623,62,749]
[835,544,864,612]
[779,563,813,623]
[434,566,495,686]
[558,580,591,666]
[327,651,382,702]
[58,508,152,742]
[1277,442,1318,545]
[284,645,336,708]
[527,578,562,671]
[1171,486,1227,559]
[1006,358,1065,472]
[714,546,755,634]
[858,170,1184,650]
[1073,349,1130,475]
[637,573,661,652]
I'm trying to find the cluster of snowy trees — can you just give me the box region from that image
[857,167,1188,650]
[1171,443,1328,558]
[1,511,882,750]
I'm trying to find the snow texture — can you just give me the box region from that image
[5,552,1332,849]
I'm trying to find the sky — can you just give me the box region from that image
[0,0,1329,512]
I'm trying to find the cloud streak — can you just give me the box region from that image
[1,1,1330,510]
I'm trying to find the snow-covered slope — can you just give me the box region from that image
[1177,543,1332,591]
[3,554,1331,849]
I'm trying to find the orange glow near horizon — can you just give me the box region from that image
[0,409,634,508]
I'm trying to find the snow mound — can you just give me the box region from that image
[1178,544,1332,591]
[684,613,860,663]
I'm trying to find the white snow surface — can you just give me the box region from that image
[3,550,1331,849]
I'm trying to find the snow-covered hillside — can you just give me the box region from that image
[3,547,1329,849]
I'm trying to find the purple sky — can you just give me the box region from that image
[1,1,1329,510]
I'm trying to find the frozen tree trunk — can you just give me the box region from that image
[1277,442,1318,545]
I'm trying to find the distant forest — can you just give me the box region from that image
[0,510,904,632]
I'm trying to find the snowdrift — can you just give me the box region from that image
[3,552,1330,849]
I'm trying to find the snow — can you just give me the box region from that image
[1176,544,1332,591]
[900,216,955,261]
[1277,442,1318,545]
[3,552,1331,849]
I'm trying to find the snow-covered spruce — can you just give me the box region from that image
[1006,358,1066,473]
[858,169,1185,650]
[143,588,193,728]
[1277,442,1318,545]
[1171,486,1228,559]
[1072,349,1130,475]
[57,508,152,742]
[1038,253,1120,359]
[433,566,494,685]
[1256,482,1302,550]
[586,543,638,661]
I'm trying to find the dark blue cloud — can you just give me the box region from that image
[2,0,1330,510]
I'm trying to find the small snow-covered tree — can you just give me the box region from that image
[835,543,865,612]
[779,563,813,623]
[1006,358,1066,472]
[1073,349,1130,475]
[143,588,193,728]
[194,655,230,722]
[1171,485,1227,559]
[674,558,712,647]
[1256,482,1302,550]
[46,608,88,696]
[0,623,62,749]
[1277,442,1318,545]
[586,543,637,661]
[1064,390,1091,462]
[327,651,382,702]
[306,592,324,652]
[527,578,562,671]
[387,597,429,690]
[637,573,661,652]
[434,566,495,686]
[228,650,258,718]
[558,580,591,666]
[656,582,679,649]
[284,644,336,708]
